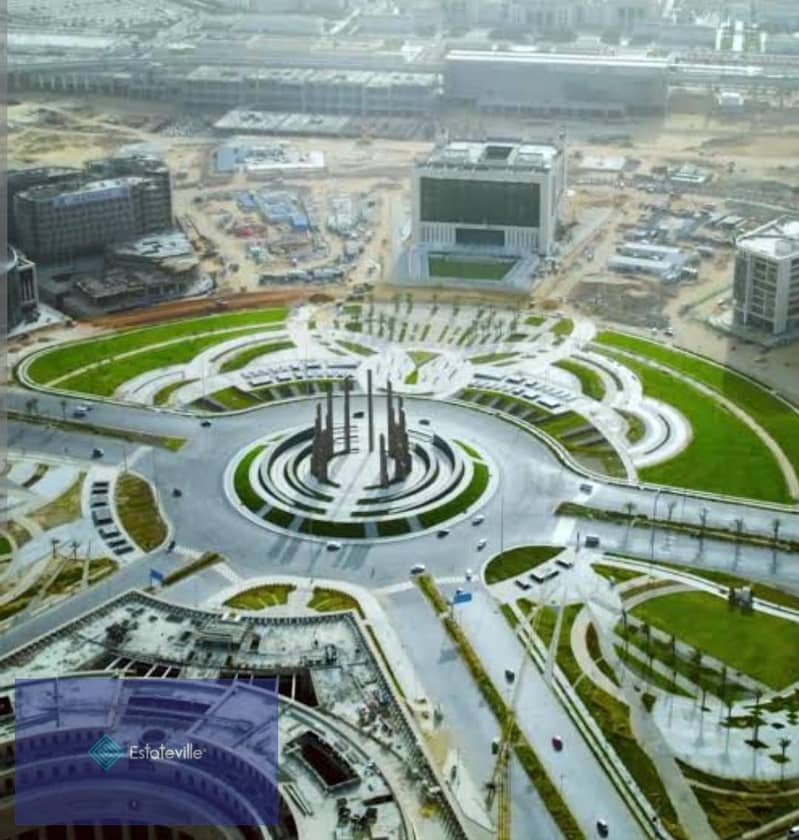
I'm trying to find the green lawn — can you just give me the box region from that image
[153,378,196,406]
[307,587,363,616]
[338,340,376,356]
[114,473,167,552]
[552,319,574,338]
[632,590,799,690]
[468,352,517,365]
[525,315,546,327]
[609,353,790,502]
[210,387,263,411]
[595,332,799,490]
[408,350,438,366]
[57,326,279,397]
[219,339,295,373]
[225,584,295,610]
[26,307,287,385]
[485,545,564,584]
[553,359,605,401]
[428,254,517,281]
[234,446,266,513]
[418,461,489,528]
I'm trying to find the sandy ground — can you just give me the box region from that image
[8,94,799,398]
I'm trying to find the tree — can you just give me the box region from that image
[733,518,744,542]
[642,623,653,672]
[772,518,781,547]
[779,737,791,784]
[60,399,68,423]
[719,665,728,707]
[750,689,763,748]
[698,507,709,549]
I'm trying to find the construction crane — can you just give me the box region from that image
[486,643,529,840]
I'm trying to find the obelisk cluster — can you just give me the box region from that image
[309,375,411,487]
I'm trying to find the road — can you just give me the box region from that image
[6,386,799,838]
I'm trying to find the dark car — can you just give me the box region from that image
[552,735,563,751]
[201,419,212,428]
[172,488,183,498]
[597,819,609,837]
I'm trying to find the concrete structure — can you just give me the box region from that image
[2,247,39,334]
[413,138,565,257]
[13,155,172,263]
[183,65,441,117]
[445,51,668,117]
[733,218,799,336]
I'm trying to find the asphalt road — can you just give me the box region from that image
[6,386,799,838]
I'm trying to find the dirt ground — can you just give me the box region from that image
[8,94,799,398]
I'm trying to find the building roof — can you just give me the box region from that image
[445,50,669,71]
[420,139,561,171]
[738,218,799,260]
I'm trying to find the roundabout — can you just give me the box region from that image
[227,379,495,541]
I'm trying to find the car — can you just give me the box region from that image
[419,418,430,426]
[172,488,183,498]
[410,564,426,575]
[465,568,474,581]
[476,539,487,551]
[353,410,365,419]
[201,419,212,428]
[787,827,799,839]
[552,735,563,751]
[167,539,176,552]
[437,529,451,538]
[326,542,342,552]
[91,448,104,459]
[597,819,609,837]
[579,483,593,494]
[73,408,87,418]
[472,515,484,526]
[584,535,600,548]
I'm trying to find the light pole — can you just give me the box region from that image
[650,489,662,574]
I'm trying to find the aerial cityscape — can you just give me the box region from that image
[3,0,799,838]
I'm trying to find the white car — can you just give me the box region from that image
[465,568,474,581]
[410,564,426,576]
[472,515,485,526]
[476,539,487,551]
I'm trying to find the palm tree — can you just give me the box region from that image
[751,689,763,748]
[779,737,791,784]
[669,635,677,688]
[643,623,653,672]
[733,517,745,543]
[772,518,781,548]
[60,399,68,423]
[698,507,709,549]
[719,665,728,707]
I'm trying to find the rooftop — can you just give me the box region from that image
[738,218,799,260]
[421,139,561,171]
[445,50,669,70]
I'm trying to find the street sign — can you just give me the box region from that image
[452,590,473,606]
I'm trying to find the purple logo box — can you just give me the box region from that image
[15,677,278,826]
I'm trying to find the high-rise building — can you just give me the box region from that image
[733,218,799,336]
[412,138,566,257]
[2,246,39,334]
[12,155,172,263]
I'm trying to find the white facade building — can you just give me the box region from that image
[412,139,566,257]
[733,218,799,336]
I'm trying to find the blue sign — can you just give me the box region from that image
[452,590,473,606]
[150,568,165,584]
[15,677,279,826]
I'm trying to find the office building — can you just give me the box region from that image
[12,155,172,263]
[413,139,566,257]
[3,246,39,333]
[733,218,799,335]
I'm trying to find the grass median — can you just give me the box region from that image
[595,331,799,491]
[597,351,789,502]
[114,473,168,552]
[26,307,287,385]
[416,574,585,839]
